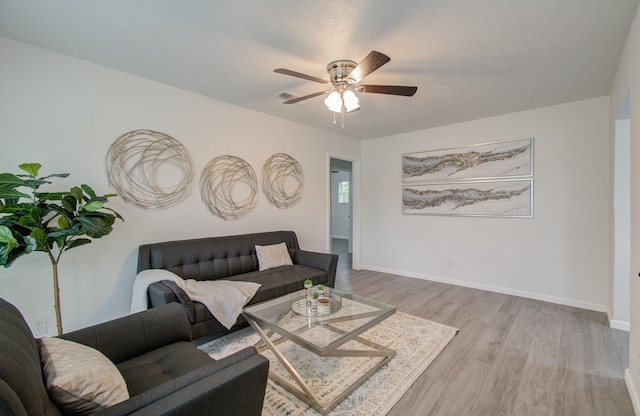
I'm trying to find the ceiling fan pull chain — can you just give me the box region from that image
[333,111,336,125]
[341,105,345,128]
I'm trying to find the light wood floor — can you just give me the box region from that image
[331,243,633,415]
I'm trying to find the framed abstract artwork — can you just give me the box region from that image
[402,137,533,182]
[402,179,533,218]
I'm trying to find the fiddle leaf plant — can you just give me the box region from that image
[0,163,123,335]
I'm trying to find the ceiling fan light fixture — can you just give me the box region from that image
[343,89,360,112]
[324,91,342,112]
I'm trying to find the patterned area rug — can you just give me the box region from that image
[199,312,458,415]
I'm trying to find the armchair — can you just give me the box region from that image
[0,298,268,416]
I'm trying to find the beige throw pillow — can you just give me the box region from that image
[255,242,293,271]
[40,337,129,415]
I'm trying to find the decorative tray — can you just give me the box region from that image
[290,293,342,317]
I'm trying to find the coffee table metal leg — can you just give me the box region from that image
[247,319,326,413]
[246,318,395,415]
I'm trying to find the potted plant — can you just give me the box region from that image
[317,284,325,297]
[303,278,313,289]
[0,163,123,334]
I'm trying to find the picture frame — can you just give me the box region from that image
[402,178,533,218]
[402,137,533,182]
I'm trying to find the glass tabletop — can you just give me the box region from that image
[243,288,396,356]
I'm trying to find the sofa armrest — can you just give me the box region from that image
[149,281,196,324]
[148,281,179,307]
[294,250,338,287]
[60,303,192,364]
[97,347,269,416]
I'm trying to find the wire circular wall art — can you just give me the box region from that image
[200,155,258,221]
[105,129,194,210]
[261,153,304,209]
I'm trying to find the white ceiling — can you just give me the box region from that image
[0,1,637,140]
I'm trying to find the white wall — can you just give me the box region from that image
[609,2,640,411]
[613,117,631,330]
[0,37,361,334]
[362,97,611,312]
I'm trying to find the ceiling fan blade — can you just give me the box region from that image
[283,90,329,104]
[274,68,328,84]
[349,51,391,83]
[359,85,417,96]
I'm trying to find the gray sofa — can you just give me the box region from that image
[137,230,338,340]
[0,298,269,416]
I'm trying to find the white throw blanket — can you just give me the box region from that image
[131,269,261,329]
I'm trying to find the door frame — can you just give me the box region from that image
[327,153,361,269]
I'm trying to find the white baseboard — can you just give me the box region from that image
[625,369,639,415]
[361,265,608,313]
[610,318,631,332]
[606,309,631,332]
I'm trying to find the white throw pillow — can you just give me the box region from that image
[255,242,293,271]
[40,337,130,415]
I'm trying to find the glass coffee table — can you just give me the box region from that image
[243,288,396,415]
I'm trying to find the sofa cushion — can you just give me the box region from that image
[255,242,293,271]
[116,341,214,397]
[190,265,328,326]
[222,265,327,304]
[40,337,129,415]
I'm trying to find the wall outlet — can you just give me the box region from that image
[32,317,47,336]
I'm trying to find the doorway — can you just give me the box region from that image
[330,157,353,271]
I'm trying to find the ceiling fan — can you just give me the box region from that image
[274,51,417,126]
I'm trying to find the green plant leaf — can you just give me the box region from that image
[103,207,124,220]
[53,235,66,250]
[58,216,69,229]
[18,208,43,228]
[39,173,70,180]
[62,195,77,212]
[80,184,97,199]
[0,173,26,187]
[18,163,41,177]
[70,186,83,202]
[22,234,39,254]
[0,225,18,251]
[39,191,66,201]
[0,246,9,266]
[0,188,31,199]
[82,201,104,212]
[65,238,91,251]
[2,244,28,267]
[77,216,112,238]
[29,228,48,251]
[47,223,81,238]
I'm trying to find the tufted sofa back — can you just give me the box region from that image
[137,230,301,281]
[0,298,61,416]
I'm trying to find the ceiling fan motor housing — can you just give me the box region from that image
[327,60,357,89]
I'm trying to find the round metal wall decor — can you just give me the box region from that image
[262,153,304,209]
[200,155,258,221]
[105,129,194,210]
